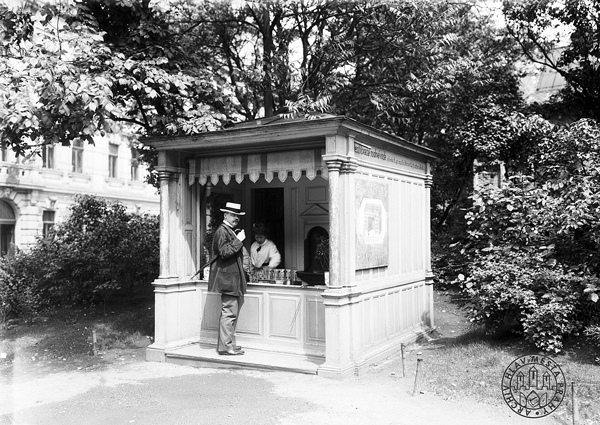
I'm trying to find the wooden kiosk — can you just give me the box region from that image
[144,115,437,378]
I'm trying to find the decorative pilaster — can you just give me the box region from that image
[340,158,358,288]
[325,159,343,289]
[158,171,177,278]
[424,171,434,329]
[424,173,433,279]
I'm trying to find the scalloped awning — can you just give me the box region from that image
[189,148,328,185]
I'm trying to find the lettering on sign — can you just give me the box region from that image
[354,142,425,171]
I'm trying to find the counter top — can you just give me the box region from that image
[247,281,326,290]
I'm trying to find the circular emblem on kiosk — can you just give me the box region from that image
[501,355,566,418]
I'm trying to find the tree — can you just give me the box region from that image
[503,0,600,121]
[323,1,526,229]
[188,0,527,229]
[1,0,534,230]
[0,0,226,158]
[168,0,363,121]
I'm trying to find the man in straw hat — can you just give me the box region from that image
[208,202,247,355]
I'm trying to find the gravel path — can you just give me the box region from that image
[0,348,558,425]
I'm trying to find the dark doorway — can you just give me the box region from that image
[251,188,285,267]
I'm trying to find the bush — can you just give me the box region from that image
[453,119,600,353]
[0,195,159,319]
[461,252,597,352]
[0,250,46,320]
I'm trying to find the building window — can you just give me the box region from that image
[72,140,84,173]
[108,143,119,178]
[43,210,55,238]
[130,147,140,181]
[42,145,54,169]
[0,199,15,256]
[1,142,7,162]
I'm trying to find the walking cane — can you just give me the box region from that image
[190,256,218,280]
[192,229,243,280]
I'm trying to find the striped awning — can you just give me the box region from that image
[189,148,328,185]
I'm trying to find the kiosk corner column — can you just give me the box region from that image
[324,157,343,289]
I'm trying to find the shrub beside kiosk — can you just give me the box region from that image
[144,115,437,378]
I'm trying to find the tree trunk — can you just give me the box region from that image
[262,7,274,117]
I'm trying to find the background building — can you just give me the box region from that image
[0,134,159,255]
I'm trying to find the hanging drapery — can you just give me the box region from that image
[188,148,328,186]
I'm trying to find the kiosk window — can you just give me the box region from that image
[252,188,285,267]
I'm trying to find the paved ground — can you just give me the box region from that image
[0,347,558,425]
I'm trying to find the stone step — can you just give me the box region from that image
[165,344,324,375]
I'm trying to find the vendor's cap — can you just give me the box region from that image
[252,222,267,235]
[220,202,245,215]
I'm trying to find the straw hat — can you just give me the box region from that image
[220,202,245,215]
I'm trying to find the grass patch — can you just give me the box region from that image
[417,330,527,405]
[0,294,154,371]
[414,291,600,424]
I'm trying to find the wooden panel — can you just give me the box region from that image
[402,286,412,329]
[238,293,262,335]
[306,296,325,343]
[386,178,427,277]
[306,186,328,203]
[362,297,372,346]
[184,174,193,224]
[269,294,301,339]
[416,185,424,271]
[355,282,433,354]
[389,290,401,334]
[373,294,387,343]
[417,283,424,325]
[201,292,221,331]
[198,284,326,356]
[184,230,193,275]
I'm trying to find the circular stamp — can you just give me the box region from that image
[501,355,566,418]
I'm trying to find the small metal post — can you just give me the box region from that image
[92,330,98,356]
[572,382,579,425]
[413,358,423,396]
[401,344,406,377]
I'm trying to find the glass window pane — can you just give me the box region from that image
[42,210,55,221]
[72,143,83,173]
[108,143,118,178]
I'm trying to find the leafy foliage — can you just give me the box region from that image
[1,0,528,228]
[0,0,226,158]
[448,119,600,352]
[0,195,159,320]
[461,252,595,352]
[504,0,600,121]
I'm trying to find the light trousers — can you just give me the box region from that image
[217,294,244,352]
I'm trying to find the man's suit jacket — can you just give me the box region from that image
[207,223,247,296]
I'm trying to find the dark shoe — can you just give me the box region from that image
[234,345,242,351]
[218,349,244,356]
